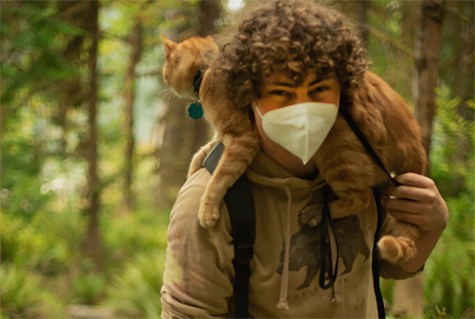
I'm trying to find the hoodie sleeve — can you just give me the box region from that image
[379,259,424,280]
[160,177,235,319]
[377,214,424,280]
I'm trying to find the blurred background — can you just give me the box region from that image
[1,0,473,318]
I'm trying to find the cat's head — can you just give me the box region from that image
[161,35,218,100]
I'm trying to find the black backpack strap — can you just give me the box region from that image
[202,142,256,319]
[372,186,386,319]
[340,107,401,187]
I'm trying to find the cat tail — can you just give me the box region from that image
[198,130,261,228]
[377,215,418,265]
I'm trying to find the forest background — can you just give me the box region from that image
[1,0,474,318]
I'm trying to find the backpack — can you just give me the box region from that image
[202,141,386,319]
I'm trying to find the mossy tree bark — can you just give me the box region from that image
[121,21,143,215]
[394,0,445,317]
[83,0,103,268]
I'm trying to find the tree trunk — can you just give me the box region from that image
[399,1,419,98]
[393,273,425,317]
[412,0,445,162]
[83,0,102,268]
[56,1,87,158]
[394,0,445,317]
[121,21,143,215]
[191,0,222,153]
[155,94,194,208]
[357,0,369,49]
[401,1,419,49]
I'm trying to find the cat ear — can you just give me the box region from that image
[205,35,215,44]
[161,34,178,58]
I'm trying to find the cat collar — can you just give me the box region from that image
[193,70,203,95]
[189,70,204,119]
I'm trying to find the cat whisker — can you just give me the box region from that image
[161,86,176,100]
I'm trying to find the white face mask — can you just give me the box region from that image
[254,102,338,164]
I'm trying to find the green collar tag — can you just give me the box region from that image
[188,102,204,119]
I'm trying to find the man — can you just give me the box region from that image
[160,1,448,318]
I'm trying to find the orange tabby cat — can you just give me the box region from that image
[161,35,261,228]
[162,35,426,265]
[315,70,427,264]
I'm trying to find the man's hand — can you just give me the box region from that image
[381,173,449,272]
[381,173,449,232]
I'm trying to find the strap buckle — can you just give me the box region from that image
[235,244,254,263]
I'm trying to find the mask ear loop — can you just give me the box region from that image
[252,102,264,119]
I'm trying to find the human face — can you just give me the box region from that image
[252,71,341,177]
[255,71,341,113]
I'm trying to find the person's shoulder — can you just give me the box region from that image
[170,168,221,226]
[169,167,232,235]
[178,167,212,196]
[172,168,211,218]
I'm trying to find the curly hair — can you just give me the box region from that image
[215,0,366,111]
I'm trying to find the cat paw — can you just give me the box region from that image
[198,202,220,228]
[377,235,416,264]
[298,204,323,226]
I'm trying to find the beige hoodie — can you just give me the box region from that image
[161,150,417,318]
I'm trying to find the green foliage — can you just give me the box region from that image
[106,251,166,318]
[423,198,475,318]
[423,86,475,318]
[1,2,83,107]
[2,109,50,219]
[1,203,169,315]
[103,208,168,264]
[1,208,85,274]
[432,86,474,195]
[0,263,66,318]
[365,0,413,101]
[0,265,41,318]
[72,272,107,305]
[1,1,90,223]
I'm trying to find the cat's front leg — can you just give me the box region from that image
[198,130,260,228]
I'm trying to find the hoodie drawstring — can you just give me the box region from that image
[277,185,342,310]
[329,225,343,303]
[277,186,292,310]
[319,185,342,302]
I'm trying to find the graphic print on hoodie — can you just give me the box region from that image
[276,214,370,290]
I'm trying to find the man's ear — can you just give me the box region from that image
[161,34,178,59]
